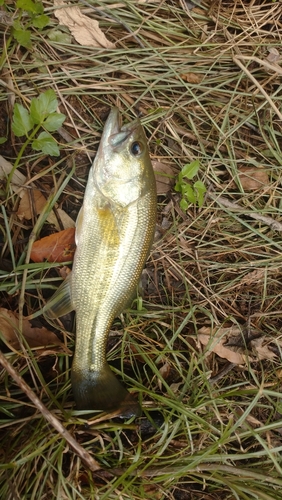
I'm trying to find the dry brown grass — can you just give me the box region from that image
[1,0,282,498]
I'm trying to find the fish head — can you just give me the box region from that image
[93,108,154,207]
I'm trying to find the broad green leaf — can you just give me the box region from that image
[194,180,206,193]
[194,180,206,207]
[32,14,50,29]
[180,198,189,211]
[43,113,65,132]
[12,103,34,137]
[0,137,7,144]
[16,0,43,14]
[182,183,196,203]
[13,28,32,48]
[48,30,72,44]
[181,160,200,180]
[12,19,21,31]
[0,0,4,5]
[30,90,58,124]
[174,180,182,193]
[32,132,60,156]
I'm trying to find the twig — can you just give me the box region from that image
[0,350,101,472]
[208,192,282,232]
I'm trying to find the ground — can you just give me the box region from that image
[1,0,282,499]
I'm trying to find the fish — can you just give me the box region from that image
[44,108,157,417]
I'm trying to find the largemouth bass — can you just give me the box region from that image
[44,108,157,417]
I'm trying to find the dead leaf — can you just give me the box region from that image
[266,47,280,63]
[180,72,203,84]
[47,208,75,230]
[17,187,75,230]
[17,189,46,220]
[198,326,277,364]
[239,269,266,286]
[158,361,171,390]
[31,228,76,263]
[3,72,16,111]
[180,0,203,12]
[197,326,251,364]
[232,167,269,191]
[59,265,72,279]
[250,337,277,361]
[142,484,163,500]
[235,407,262,428]
[0,155,26,195]
[152,161,174,195]
[170,382,182,393]
[159,362,171,380]
[0,308,64,350]
[0,157,73,230]
[54,0,115,48]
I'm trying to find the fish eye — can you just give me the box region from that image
[130,141,143,156]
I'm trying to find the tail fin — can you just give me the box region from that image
[71,362,141,418]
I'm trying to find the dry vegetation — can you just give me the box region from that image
[1,0,282,498]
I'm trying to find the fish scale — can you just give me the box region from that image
[73,193,155,371]
[44,108,156,417]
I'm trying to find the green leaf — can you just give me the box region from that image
[12,19,21,31]
[30,90,58,124]
[32,14,50,29]
[13,28,32,48]
[16,0,43,14]
[194,180,206,193]
[32,132,60,156]
[181,160,200,180]
[183,184,196,203]
[48,30,72,44]
[180,198,189,211]
[0,137,7,144]
[0,0,4,5]
[174,180,182,193]
[12,103,34,137]
[43,113,65,132]
[194,180,206,207]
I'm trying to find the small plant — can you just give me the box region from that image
[174,159,206,210]
[2,0,50,49]
[5,89,65,193]
[12,89,65,156]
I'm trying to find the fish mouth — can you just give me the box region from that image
[101,108,120,143]
[99,108,140,153]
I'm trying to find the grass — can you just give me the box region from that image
[1,0,282,498]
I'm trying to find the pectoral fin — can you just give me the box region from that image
[43,273,74,319]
